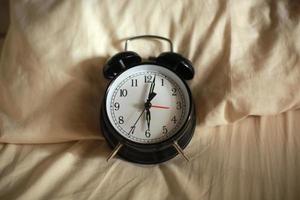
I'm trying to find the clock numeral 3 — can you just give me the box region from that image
[145,130,151,138]
[176,102,182,110]
[118,116,124,124]
[120,89,128,97]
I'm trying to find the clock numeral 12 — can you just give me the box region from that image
[144,75,152,83]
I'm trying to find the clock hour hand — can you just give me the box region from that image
[150,74,156,93]
[147,92,157,102]
[146,75,156,102]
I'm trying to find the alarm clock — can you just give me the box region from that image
[100,35,196,164]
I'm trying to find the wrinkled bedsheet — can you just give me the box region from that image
[1,0,300,143]
[1,109,300,200]
[1,0,300,200]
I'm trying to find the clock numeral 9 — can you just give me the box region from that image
[171,88,177,96]
[118,116,124,124]
[162,126,168,134]
[114,102,120,111]
[144,75,153,83]
[120,89,128,97]
[171,116,177,124]
[145,130,151,138]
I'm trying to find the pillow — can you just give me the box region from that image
[1,0,300,143]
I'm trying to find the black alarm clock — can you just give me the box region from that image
[100,35,196,164]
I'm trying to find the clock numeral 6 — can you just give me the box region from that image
[120,89,128,97]
[118,116,124,124]
[162,126,168,134]
[114,102,120,111]
[145,130,151,138]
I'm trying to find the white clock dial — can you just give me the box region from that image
[105,64,191,144]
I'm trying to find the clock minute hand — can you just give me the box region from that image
[146,109,151,131]
[144,99,153,132]
[145,74,156,133]
[129,108,146,134]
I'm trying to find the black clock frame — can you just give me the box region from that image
[100,62,196,164]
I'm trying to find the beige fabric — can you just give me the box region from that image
[1,2,300,200]
[1,0,300,143]
[1,109,300,200]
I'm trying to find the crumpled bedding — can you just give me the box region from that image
[1,1,300,199]
[1,109,300,199]
[1,0,300,143]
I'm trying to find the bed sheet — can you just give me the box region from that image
[0,1,300,199]
[1,0,300,144]
[1,109,300,200]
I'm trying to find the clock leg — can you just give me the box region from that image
[106,143,123,162]
[172,141,189,162]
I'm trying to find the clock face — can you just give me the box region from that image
[105,64,191,144]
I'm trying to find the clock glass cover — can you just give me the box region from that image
[105,64,191,144]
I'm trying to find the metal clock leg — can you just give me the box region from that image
[172,141,189,162]
[106,143,123,162]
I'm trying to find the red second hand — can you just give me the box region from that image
[151,105,170,109]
